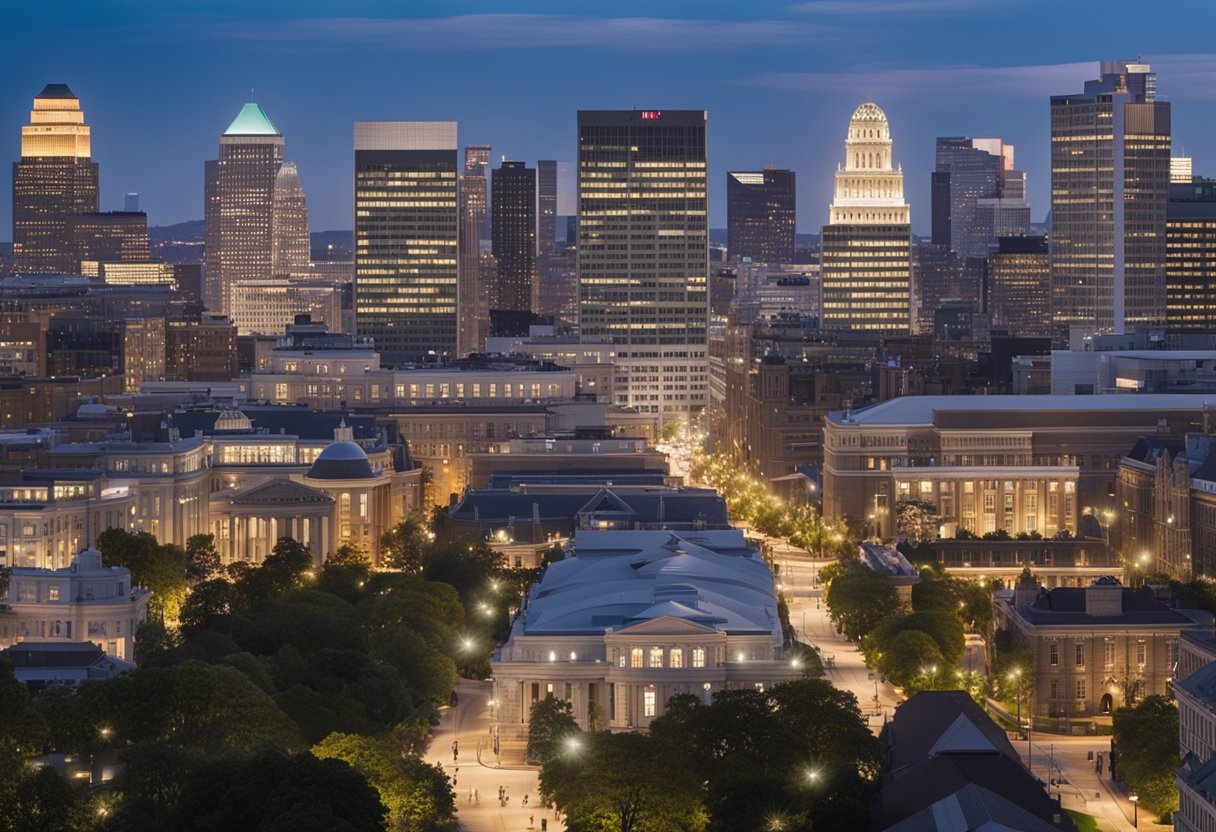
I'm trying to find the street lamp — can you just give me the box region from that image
[1130,793,1139,828]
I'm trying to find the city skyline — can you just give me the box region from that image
[3,1,1215,236]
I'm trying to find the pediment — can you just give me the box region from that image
[230,478,334,506]
[609,614,722,637]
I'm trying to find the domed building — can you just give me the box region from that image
[821,102,912,333]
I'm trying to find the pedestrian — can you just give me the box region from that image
[468,788,473,803]
[541,820,547,832]
[530,815,535,829]
[474,788,479,804]
[523,794,529,806]
[499,786,504,800]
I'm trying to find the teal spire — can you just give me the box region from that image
[223,102,279,136]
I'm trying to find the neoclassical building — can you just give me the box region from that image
[491,529,801,734]
[0,547,150,661]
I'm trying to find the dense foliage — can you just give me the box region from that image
[539,679,883,832]
[1112,695,1180,819]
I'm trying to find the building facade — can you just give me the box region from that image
[204,102,285,315]
[354,122,459,363]
[1050,61,1171,337]
[491,161,537,314]
[491,529,800,733]
[12,84,99,275]
[577,110,709,426]
[727,169,796,265]
[270,161,310,277]
[987,236,1051,337]
[1167,178,1216,333]
[820,102,911,333]
[931,137,1028,261]
[458,145,490,356]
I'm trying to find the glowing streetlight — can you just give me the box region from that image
[564,735,582,755]
[460,637,475,653]
[1130,793,1139,827]
[805,768,821,784]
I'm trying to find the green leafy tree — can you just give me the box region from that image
[185,533,222,584]
[380,514,432,573]
[895,500,940,544]
[1113,695,1179,818]
[541,731,706,832]
[875,630,945,692]
[825,561,900,641]
[179,578,242,629]
[313,732,457,831]
[527,694,580,765]
[96,528,188,620]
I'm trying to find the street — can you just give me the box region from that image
[423,679,565,832]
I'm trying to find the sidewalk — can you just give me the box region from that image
[423,679,566,832]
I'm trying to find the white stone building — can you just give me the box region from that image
[491,529,801,733]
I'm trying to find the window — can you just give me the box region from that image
[618,653,626,668]
[1076,679,1086,701]
[692,647,706,668]
[630,648,643,669]
[48,586,59,601]
[1137,640,1146,667]
[1049,680,1058,700]
[1075,643,1085,667]
[649,647,663,668]
[669,648,684,669]
[643,690,656,718]
[1049,643,1059,666]
[1104,639,1115,669]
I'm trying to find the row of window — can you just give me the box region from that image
[624,646,706,669]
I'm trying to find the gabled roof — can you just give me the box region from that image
[226,478,333,506]
[612,613,722,637]
[578,488,637,517]
[885,691,1018,774]
[223,102,280,136]
[882,782,1068,832]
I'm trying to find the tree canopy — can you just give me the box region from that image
[1112,695,1180,818]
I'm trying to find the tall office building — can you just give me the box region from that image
[123,193,139,213]
[1166,177,1216,332]
[73,212,149,265]
[458,145,490,356]
[536,160,558,313]
[931,137,1028,260]
[1050,60,1171,337]
[12,84,99,274]
[491,161,537,313]
[820,102,911,333]
[354,122,459,363]
[1173,156,1194,185]
[270,161,310,277]
[203,102,285,313]
[987,236,1051,336]
[727,169,796,264]
[577,110,708,424]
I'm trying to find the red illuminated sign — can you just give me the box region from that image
[640,111,662,120]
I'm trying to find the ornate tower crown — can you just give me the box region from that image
[829,101,909,226]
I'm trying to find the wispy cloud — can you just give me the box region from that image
[791,0,1010,15]
[745,54,1216,100]
[195,14,821,52]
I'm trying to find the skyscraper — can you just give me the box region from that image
[12,84,99,274]
[727,169,796,264]
[491,160,537,314]
[271,161,310,277]
[458,146,489,356]
[1166,177,1216,332]
[354,122,459,363]
[931,137,1028,260]
[987,236,1051,337]
[1050,60,1171,337]
[536,160,558,313]
[577,110,708,425]
[204,102,285,313]
[820,102,911,333]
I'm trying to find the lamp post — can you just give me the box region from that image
[1130,793,1139,828]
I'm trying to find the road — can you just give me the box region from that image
[423,679,565,832]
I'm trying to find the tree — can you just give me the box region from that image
[895,500,940,544]
[541,731,706,832]
[179,578,242,629]
[875,630,945,691]
[380,514,431,573]
[1112,695,1179,818]
[313,732,457,831]
[328,542,372,570]
[185,533,222,584]
[526,694,580,765]
[825,562,900,641]
[96,528,188,620]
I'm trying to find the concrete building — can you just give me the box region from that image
[458,146,490,356]
[987,236,1051,337]
[931,137,1028,261]
[491,160,536,314]
[0,547,151,662]
[919,537,1116,589]
[995,576,1211,725]
[204,102,285,315]
[577,110,709,427]
[354,121,459,363]
[227,279,343,336]
[823,394,1213,541]
[1050,61,1170,337]
[12,84,99,275]
[727,169,796,265]
[2,642,134,691]
[1167,177,1216,333]
[491,529,800,733]
[1175,632,1216,832]
[821,102,912,333]
[270,161,310,277]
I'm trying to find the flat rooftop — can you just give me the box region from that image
[829,394,1216,427]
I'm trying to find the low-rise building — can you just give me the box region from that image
[1174,632,1216,832]
[0,547,151,661]
[491,529,800,733]
[2,642,134,691]
[995,576,1211,726]
[916,536,1116,588]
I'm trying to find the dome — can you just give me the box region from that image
[851,102,888,123]
[307,440,375,480]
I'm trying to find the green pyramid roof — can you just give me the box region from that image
[223,102,280,136]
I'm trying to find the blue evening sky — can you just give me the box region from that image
[3,0,1214,236]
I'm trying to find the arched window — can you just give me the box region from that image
[692,646,707,668]
[630,647,643,668]
[649,646,664,668]
[670,647,684,668]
